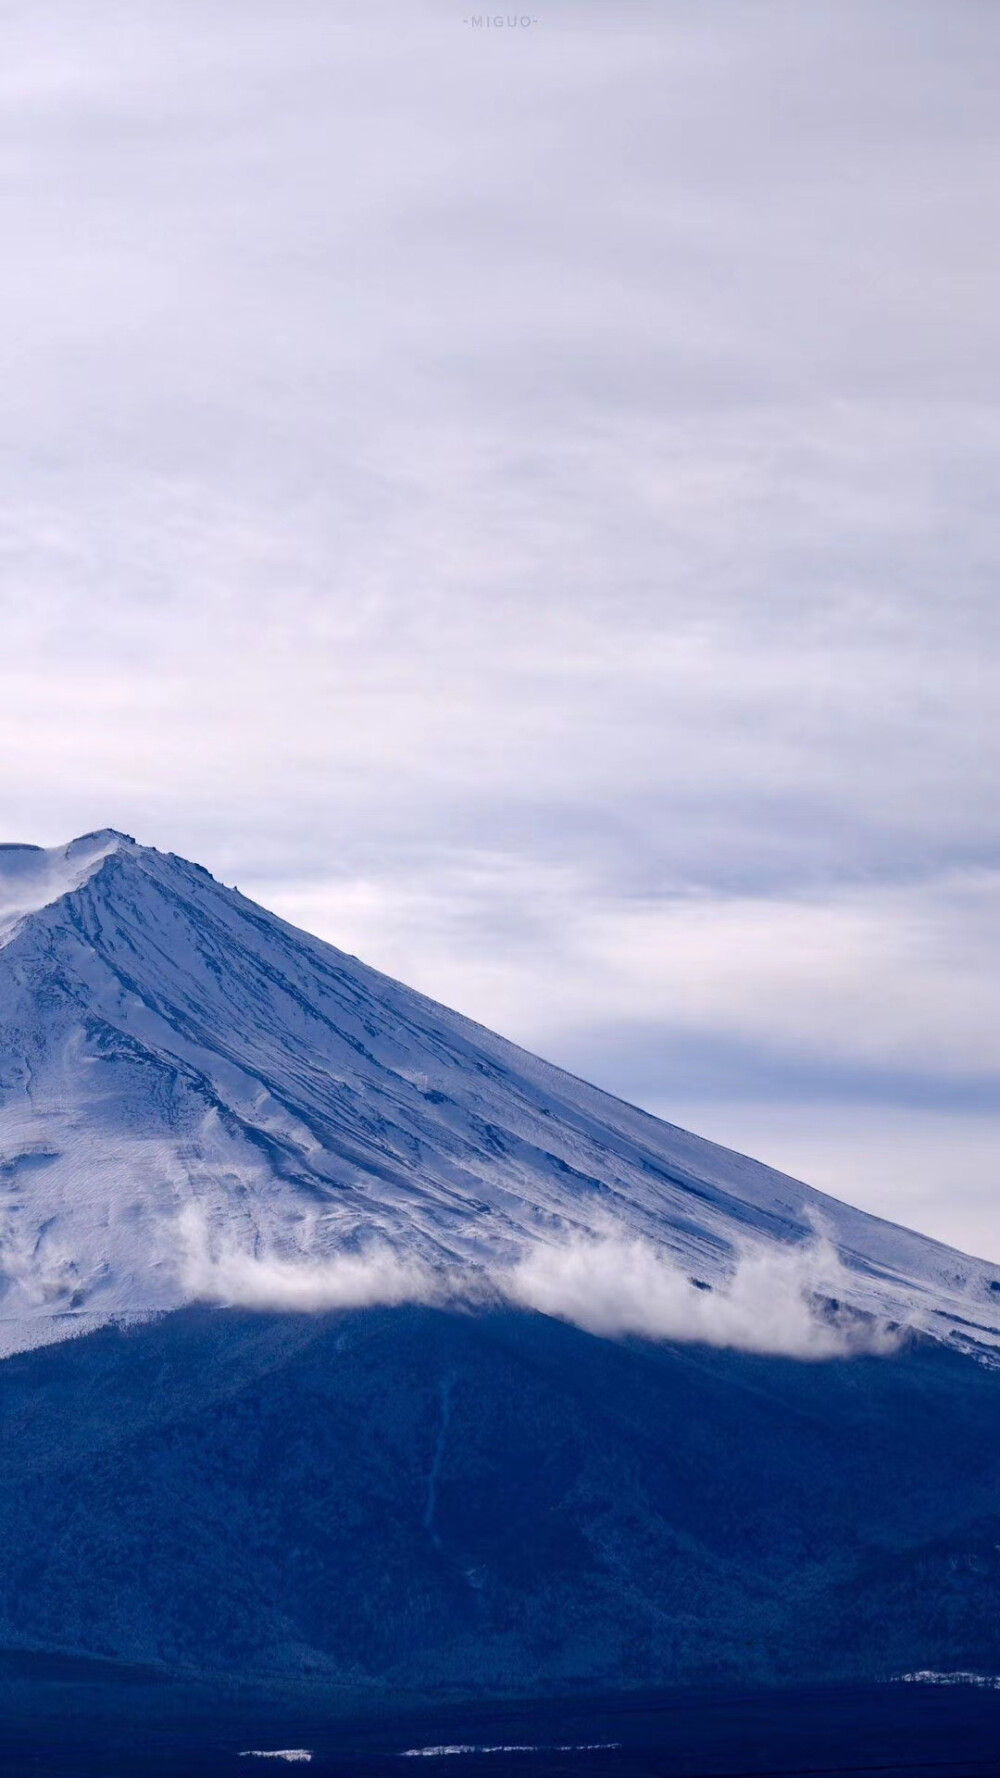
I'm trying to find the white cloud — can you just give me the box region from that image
[174,1208,897,1360]
[505,1233,898,1360]
[175,1206,439,1313]
[258,862,1000,1089]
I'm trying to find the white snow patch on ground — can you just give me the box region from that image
[400,1744,621,1758]
[238,1753,313,1764]
[0,1311,153,1362]
[897,1671,1000,1688]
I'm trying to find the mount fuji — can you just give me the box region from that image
[2,829,1000,1704]
[1,828,997,1358]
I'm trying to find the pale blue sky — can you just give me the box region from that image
[1,1,998,1253]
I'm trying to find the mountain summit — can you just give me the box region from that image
[1,831,997,1357]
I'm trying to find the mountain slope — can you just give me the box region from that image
[1,830,998,1356]
[2,1302,1000,1693]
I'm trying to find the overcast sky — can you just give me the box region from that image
[2,0,998,1255]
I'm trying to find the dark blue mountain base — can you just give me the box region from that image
[2,1306,1000,1700]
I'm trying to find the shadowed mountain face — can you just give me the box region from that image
[2,833,1000,1700]
[1,830,998,1353]
[2,1304,1000,1693]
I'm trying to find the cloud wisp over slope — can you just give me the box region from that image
[175,1209,898,1361]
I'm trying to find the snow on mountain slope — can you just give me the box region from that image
[1,830,998,1357]
[0,834,119,943]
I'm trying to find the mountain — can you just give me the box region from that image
[1,829,998,1356]
[4,1302,1000,1701]
[2,829,1000,1706]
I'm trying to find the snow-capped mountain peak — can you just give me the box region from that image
[1,832,998,1359]
[0,829,129,945]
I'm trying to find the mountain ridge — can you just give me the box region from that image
[1,831,997,1359]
